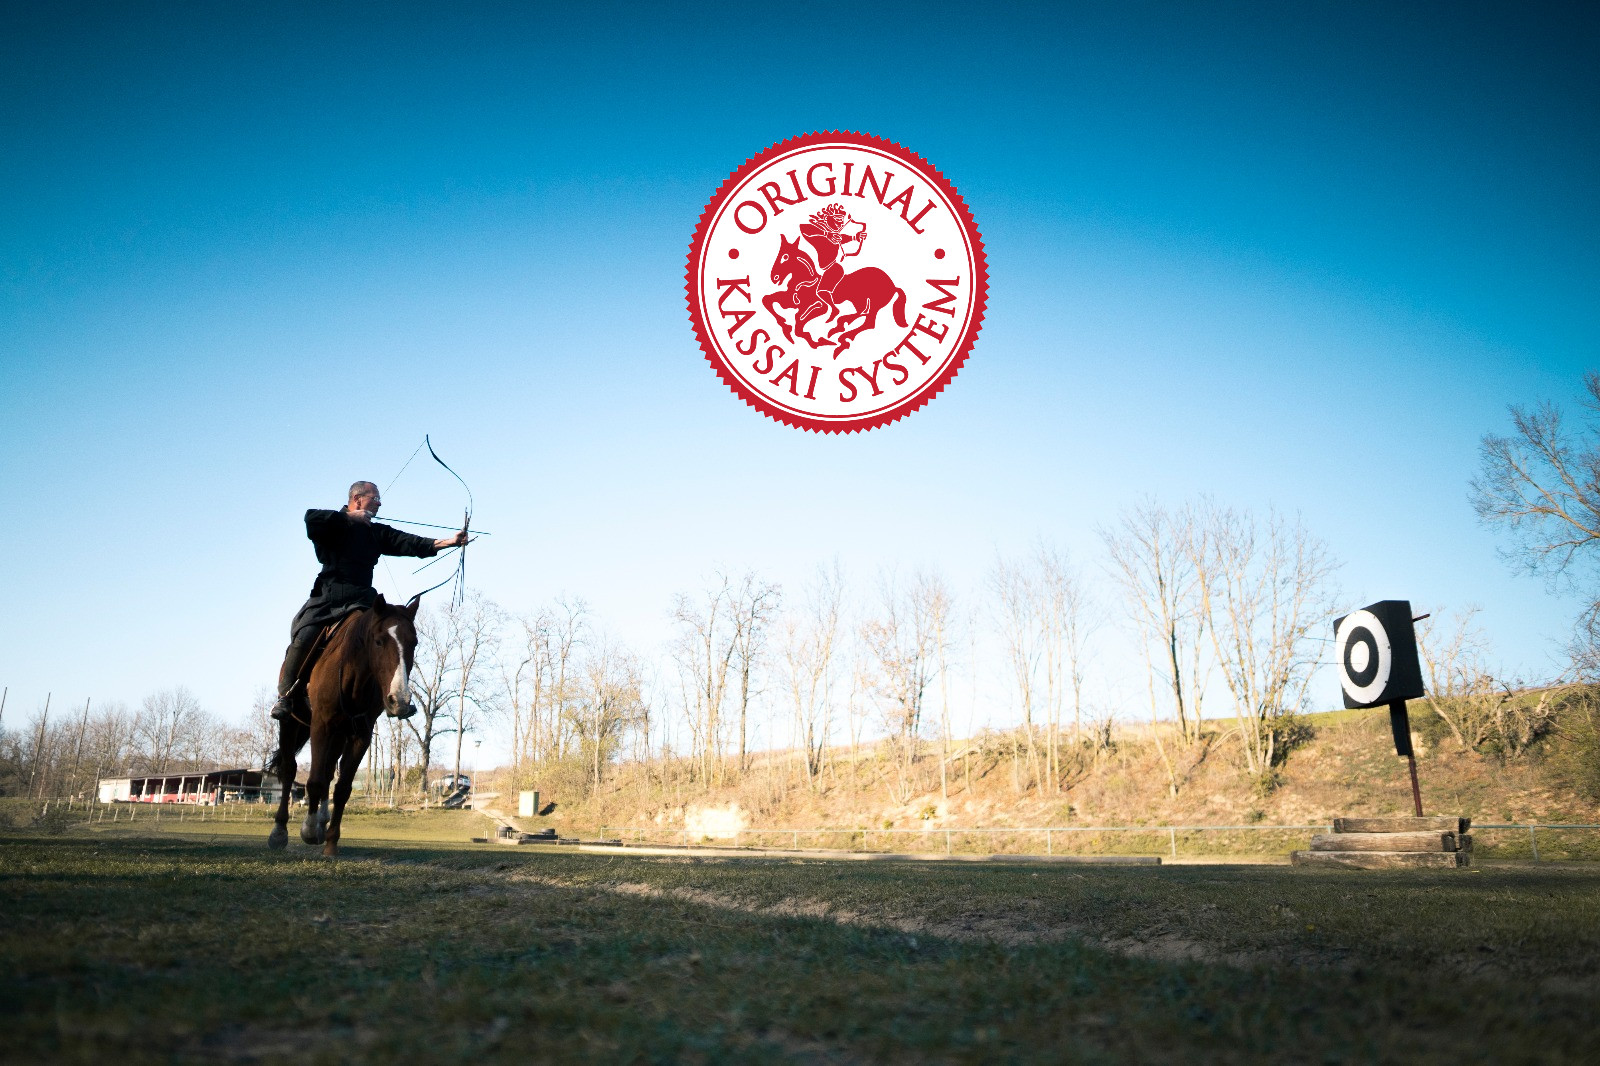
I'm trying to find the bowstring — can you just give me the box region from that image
[386,435,474,608]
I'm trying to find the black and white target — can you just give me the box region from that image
[1331,599,1425,710]
[1336,609,1391,706]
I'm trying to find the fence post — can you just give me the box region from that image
[1529,825,1540,862]
[946,828,952,855]
[1046,829,1052,856]
[1170,827,1177,859]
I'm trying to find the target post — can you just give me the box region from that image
[1334,600,1427,816]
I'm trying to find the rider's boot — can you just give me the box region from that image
[269,635,315,721]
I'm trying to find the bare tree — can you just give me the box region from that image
[730,573,782,771]
[504,598,586,780]
[990,554,1044,787]
[446,592,502,791]
[995,544,1096,792]
[671,574,740,784]
[1191,504,1337,778]
[569,633,648,792]
[1415,607,1554,755]
[407,611,454,798]
[1472,372,1600,671]
[1102,502,1209,747]
[133,688,211,774]
[780,561,846,787]
[862,568,951,794]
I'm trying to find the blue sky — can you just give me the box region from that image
[2,2,1597,750]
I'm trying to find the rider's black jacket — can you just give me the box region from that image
[287,508,436,638]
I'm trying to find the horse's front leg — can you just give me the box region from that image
[268,718,304,850]
[300,722,335,846]
[794,300,836,348]
[324,729,373,858]
[761,292,795,342]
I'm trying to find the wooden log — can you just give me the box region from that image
[1310,831,1457,852]
[1290,850,1469,869]
[1332,816,1470,834]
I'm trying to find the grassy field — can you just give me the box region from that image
[3,820,1599,1064]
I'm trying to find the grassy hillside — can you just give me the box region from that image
[497,692,1600,861]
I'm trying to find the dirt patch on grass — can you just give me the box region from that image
[507,871,1294,968]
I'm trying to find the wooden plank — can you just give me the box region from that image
[572,844,1163,864]
[1332,816,1470,834]
[1290,850,1469,869]
[1310,831,1457,852]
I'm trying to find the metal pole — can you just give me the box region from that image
[1529,825,1540,862]
[1170,827,1177,859]
[1406,755,1424,817]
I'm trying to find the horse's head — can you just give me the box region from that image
[770,234,812,286]
[365,594,422,717]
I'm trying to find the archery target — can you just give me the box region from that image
[1336,609,1392,706]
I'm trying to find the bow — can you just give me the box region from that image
[385,434,475,607]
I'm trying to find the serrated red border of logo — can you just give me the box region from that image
[686,131,988,434]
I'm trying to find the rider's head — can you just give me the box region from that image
[347,481,381,522]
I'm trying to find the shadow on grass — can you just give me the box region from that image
[2,833,1597,1063]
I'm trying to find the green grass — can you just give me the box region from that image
[3,826,1598,1063]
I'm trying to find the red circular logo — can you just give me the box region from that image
[687,132,987,433]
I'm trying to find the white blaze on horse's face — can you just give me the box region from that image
[386,624,411,708]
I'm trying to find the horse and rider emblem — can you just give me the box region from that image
[763,202,908,357]
[688,131,988,433]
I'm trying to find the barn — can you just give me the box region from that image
[97,769,300,805]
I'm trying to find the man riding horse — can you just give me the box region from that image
[269,481,467,721]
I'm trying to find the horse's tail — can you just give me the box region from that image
[891,286,908,329]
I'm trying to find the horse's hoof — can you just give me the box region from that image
[301,824,321,846]
[268,826,288,851]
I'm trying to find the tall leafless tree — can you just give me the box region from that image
[862,568,950,793]
[1471,372,1600,674]
[730,573,781,771]
[133,687,210,775]
[1190,504,1337,778]
[780,561,846,787]
[671,574,740,784]
[446,592,502,792]
[569,633,648,792]
[1103,502,1209,747]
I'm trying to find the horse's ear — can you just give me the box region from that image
[374,594,388,608]
[404,594,422,618]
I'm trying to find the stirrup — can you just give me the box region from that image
[269,682,301,721]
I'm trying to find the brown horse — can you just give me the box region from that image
[267,594,420,857]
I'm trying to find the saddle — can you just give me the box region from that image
[282,612,360,727]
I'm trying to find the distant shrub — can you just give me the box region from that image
[29,802,75,835]
[1271,713,1315,765]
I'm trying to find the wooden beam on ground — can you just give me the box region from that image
[1290,850,1470,869]
[1310,831,1461,852]
[1332,816,1471,834]
[572,844,1162,865]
